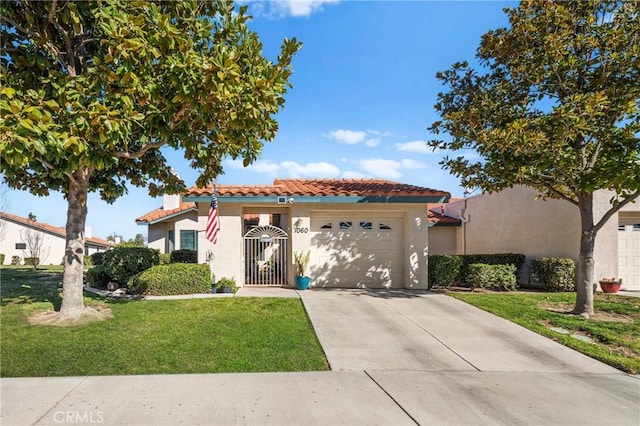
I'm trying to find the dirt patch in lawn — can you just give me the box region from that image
[28,304,113,327]
[538,301,633,323]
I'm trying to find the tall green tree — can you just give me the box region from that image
[0,0,301,321]
[429,0,639,316]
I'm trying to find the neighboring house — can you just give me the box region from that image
[136,179,451,289]
[0,211,113,265]
[427,186,640,291]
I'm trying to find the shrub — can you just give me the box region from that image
[90,251,106,266]
[24,257,40,267]
[0,253,5,265]
[85,266,110,289]
[101,247,160,284]
[83,255,93,267]
[128,263,211,296]
[159,253,171,264]
[428,255,463,288]
[460,253,525,282]
[217,277,237,294]
[10,255,20,265]
[531,257,575,292]
[466,263,517,291]
[170,249,198,264]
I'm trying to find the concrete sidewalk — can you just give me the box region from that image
[2,289,639,425]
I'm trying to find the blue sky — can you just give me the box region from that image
[3,0,515,240]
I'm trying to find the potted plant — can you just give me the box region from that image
[599,277,622,294]
[294,250,311,290]
[217,277,237,294]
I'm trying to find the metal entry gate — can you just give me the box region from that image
[244,225,288,286]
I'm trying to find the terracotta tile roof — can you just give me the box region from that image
[0,211,113,246]
[427,203,461,226]
[135,202,197,224]
[186,179,450,198]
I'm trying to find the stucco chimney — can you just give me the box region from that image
[163,194,181,211]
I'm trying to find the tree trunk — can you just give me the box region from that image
[573,194,595,316]
[59,168,90,319]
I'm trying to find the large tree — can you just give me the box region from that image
[0,0,300,321]
[429,0,639,316]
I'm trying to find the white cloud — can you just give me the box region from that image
[281,161,341,178]
[364,138,381,147]
[358,159,402,180]
[270,0,340,17]
[394,140,434,154]
[328,129,367,144]
[401,158,426,169]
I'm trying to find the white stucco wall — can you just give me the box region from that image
[0,219,64,265]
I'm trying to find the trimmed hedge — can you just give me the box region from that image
[467,263,517,291]
[170,249,197,264]
[159,253,171,264]
[427,253,525,286]
[428,255,463,288]
[100,247,160,284]
[90,251,106,266]
[531,257,575,292]
[128,263,212,296]
[85,266,110,289]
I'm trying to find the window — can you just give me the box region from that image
[359,221,372,230]
[320,222,333,230]
[167,230,175,253]
[379,223,392,230]
[339,221,352,230]
[634,224,640,231]
[180,230,197,251]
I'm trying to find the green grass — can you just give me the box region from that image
[448,291,640,374]
[1,267,329,377]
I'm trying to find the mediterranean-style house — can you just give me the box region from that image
[136,180,639,292]
[0,211,113,265]
[136,179,451,289]
[427,186,640,291]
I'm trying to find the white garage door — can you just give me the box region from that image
[618,220,640,291]
[309,213,403,288]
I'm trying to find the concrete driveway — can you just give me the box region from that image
[300,289,640,425]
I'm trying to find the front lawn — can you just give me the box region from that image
[448,291,640,374]
[1,267,329,377]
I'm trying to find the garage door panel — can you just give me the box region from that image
[310,215,403,289]
[619,221,640,291]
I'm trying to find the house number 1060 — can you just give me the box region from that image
[294,227,309,233]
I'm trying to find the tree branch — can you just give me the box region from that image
[594,190,640,234]
[116,141,167,159]
[46,1,76,76]
[538,176,580,207]
[0,16,40,40]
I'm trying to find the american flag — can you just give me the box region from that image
[205,187,220,244]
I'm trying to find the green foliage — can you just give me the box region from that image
[85,266,110,289]
[0,0,301,312]
[217,277,237,294]
[294,250,310,276]
[159,253,171,265]
[531,257,576,292]
[128,263,211,296]
[428,1,640,313]
[83,255,92,267]
[460,253,525,282]
[428,255,463,288]
[101,247,159,284]
[0,254,4,265]
[170,249,198,264]
[466,263,517,291]
[90,252,106,267]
